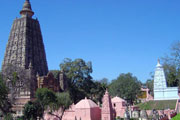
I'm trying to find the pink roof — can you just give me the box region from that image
[111,96,125,103]
[75,97,99,109]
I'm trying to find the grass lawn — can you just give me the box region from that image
[136,100,177,110]
[171,113,180,120]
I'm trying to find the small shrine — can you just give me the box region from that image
[153,60,179,100]
[111,96,126,118]
[101,90,114,120]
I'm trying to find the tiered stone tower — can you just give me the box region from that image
[101,90,114,120]
[2,0,48,76]
[1,0,49,117]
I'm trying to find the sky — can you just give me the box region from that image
[1,0,180,83]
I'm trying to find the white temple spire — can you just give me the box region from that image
[153,59,179,100]
[156,59,162,67]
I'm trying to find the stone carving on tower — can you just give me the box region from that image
[101,89,114,120]
[2,0,48,77]
[153,59,179,100]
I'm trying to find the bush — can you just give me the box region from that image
[4,113,13,120]
[16,116,25,120]
[130,118,139,120]
[171,113,180,120]
[115,116,124,120]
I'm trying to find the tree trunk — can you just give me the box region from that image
[59,109,65,120]
[49,109,66,120]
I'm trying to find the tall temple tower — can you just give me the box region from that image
[1,0,49,117]
[2,0,48,76]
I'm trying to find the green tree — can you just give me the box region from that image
[23,101,41,120]
[22,89,72,120]
[145,79,154,96]
[99,78,109,85]
[35,88,57,119]
[16,116,25,120]
[60,58,93,103]
[89,81,107,104]
[89,78,108,104]
[59,58,107,104]
[49,92,72,120]
[109,73,141,104]
[0,74,12,118]
[4,113,13,120]
[162,62,179,87]
[161,41,180,87]
[32,88,72,120]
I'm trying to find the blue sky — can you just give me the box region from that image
[1,0,180,83]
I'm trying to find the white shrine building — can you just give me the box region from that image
[153,60,179,100]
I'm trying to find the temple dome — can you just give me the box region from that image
[75,97,98,109]
[111,96,125,103]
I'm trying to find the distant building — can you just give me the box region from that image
[111,96,126,118]
[137,87,153,102]
[44,90,132,120]
[153,60,179,100]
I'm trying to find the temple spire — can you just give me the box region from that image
[20,0,34,18]
[101,89,113,120]
[156,58,161,67]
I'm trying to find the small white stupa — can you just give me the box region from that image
[153,59,179,100]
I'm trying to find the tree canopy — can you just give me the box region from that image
[23,101,40,120]
[48,92,72,120]
[109,73,141,104]
[35,88,57,119]
[145,79,154,96]
[59,58,93,103]
[59,58,107,104]
[0,73,12,118]
[161,41,180,87]
[60,58,92,86]
[22,88,72,120]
